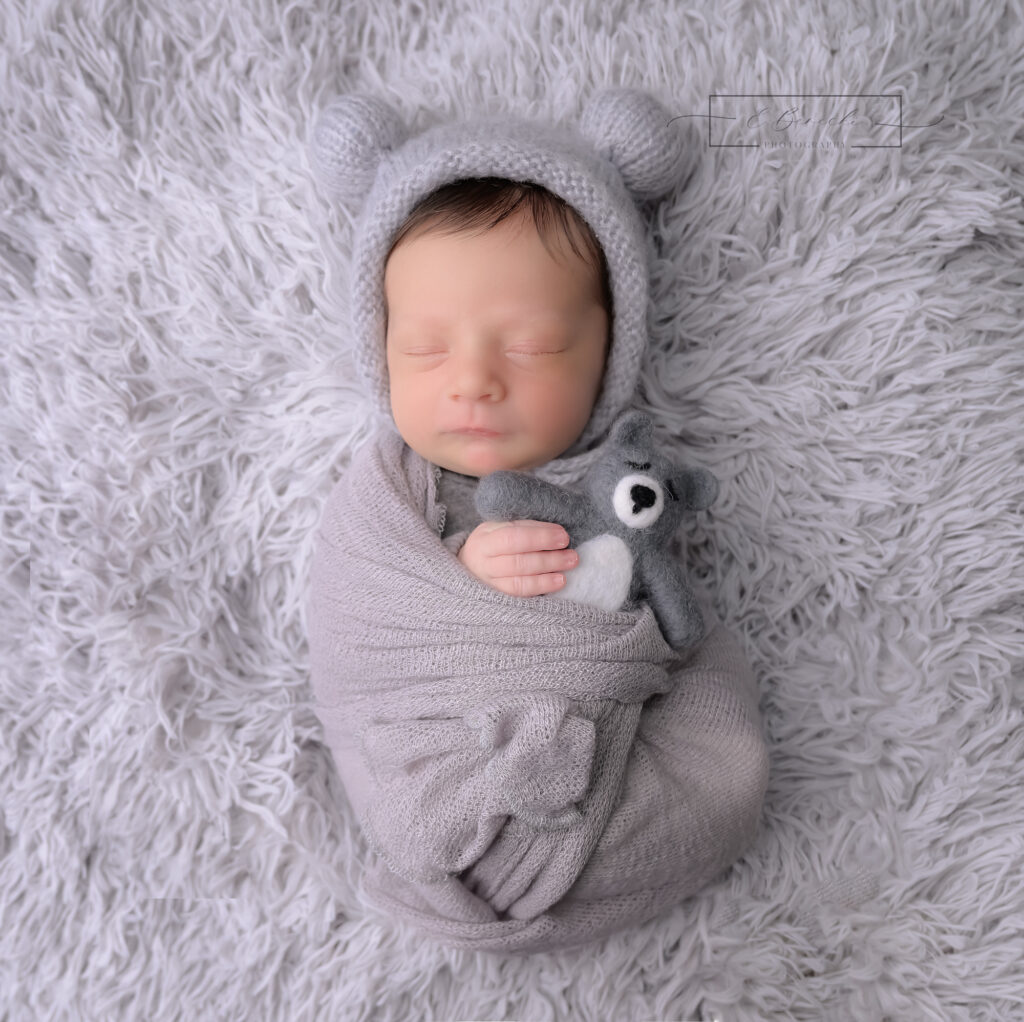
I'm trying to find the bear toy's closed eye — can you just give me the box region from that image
[475,410,717,652]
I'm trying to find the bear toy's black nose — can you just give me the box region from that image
[630,484,657,515]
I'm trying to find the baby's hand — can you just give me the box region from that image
[458,520,578,597]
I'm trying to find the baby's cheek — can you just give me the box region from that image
[557,365,601,414]
[389,375,434,437]
[525,372,597,441]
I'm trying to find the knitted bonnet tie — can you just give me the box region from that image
[309,88,688,483]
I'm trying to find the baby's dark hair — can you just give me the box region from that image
[386,176,613,316]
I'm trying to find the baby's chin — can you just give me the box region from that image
[434,450,528,478]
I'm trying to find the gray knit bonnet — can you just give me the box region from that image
[309,88,687,481]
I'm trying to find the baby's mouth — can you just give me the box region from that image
[450,427,503,438]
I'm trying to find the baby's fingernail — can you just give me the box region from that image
[553,574,565,587]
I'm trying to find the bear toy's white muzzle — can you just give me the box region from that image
[612,473,664,529]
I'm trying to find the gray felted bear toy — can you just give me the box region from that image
[475,411,719,651]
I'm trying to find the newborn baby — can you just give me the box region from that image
[306,88,770,953]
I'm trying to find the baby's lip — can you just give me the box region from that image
[448,426,503,437]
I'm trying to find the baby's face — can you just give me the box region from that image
[384,213,608,477]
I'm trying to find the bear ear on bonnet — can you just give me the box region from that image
[579,88,688,201]
[309,87,687,205]
[308,93,407,203]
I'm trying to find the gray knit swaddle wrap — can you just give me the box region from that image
[306,428,768,952]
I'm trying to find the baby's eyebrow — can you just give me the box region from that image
[492,307,571,328]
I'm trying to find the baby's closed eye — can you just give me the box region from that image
[506,343,567,357]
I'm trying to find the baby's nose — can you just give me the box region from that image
[450,354,505,402]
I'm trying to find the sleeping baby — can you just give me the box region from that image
[306,88,770,953]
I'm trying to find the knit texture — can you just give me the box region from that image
[309,87,688,481]
[305,426,769,952]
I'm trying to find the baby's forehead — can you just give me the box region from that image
[382,215,606,309]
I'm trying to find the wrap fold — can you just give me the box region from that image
[307,427,769,952]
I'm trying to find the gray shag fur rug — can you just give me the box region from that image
[3,1,1023,1019]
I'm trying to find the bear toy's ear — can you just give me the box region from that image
[309,94,407,203]
[674,467,719,511]
[611,410,654,449]
[580,88,688,200]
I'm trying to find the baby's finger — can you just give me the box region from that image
[479,520,570,555]
[488,547,578,581]
[492,570,568,598]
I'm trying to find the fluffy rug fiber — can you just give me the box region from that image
[4,0,1023,1018]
